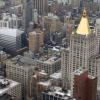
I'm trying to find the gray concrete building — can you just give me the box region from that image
[32,0,48,15]
[23,0,33,31]
[24,49,61,75]
[6,55,36,100]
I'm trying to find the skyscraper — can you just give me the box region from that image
[29,31,40,53]
[23,0,33,31]
[61,9,99,91]
[70,9,99,90]
[32,0,48,15]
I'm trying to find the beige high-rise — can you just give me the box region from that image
[61,9,99,92]
[29,31,40,53]
[70,9,99,91]
[29,30,44,53]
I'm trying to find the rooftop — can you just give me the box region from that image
[0,78,20,96]
[76,9,91,36]
[24,49,61,65]
[38,80,51,87]
[10,55,35,67]
[43,86,75,100]
[74,68,87,76]
[38,70,48,76]
[88,75,96,79]
[44,56,60,64]
[0,28,23,37]
[50,71,61,79]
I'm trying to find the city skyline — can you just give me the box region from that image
[0,0,100,100]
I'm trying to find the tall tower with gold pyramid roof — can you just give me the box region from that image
[69,9,99,92]
[76,9,90,36]
[61,9,99,92]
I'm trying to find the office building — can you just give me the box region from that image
[55,0,70,4]
[34,28,45,47]
[71,0,81,8]
[30,70,49,99]
[29,31,40,53]
[73,69,97,100]
[0,50,9,62]
[24,47,61,75]
[10,4,23,19]
[97,87,100,100]
[0,0,5,8]
[10,0,22,6]
[95,18,100,52]
[43,13,63,33]
[61,9,99,91]
[0,49,9,76]
[30,70,53,100]
[69,9,99,91]
[0,28,23,54]
[23,0,33,31]
[0,62,5,76]
[6,55,36,100]
[32,0,48,15]
[0,77,22,100]
[33,9,38,24]
[42,86,75,100]
[34,56,61,75]
[50,71,62,87]
[61,48,70,89]
[89,55,100,88]
[29,30,44,53]
[0,13,21,29]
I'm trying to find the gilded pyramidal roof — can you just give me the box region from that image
[76,9,91,36]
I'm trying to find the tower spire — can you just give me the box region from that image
[76,9,90,36]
